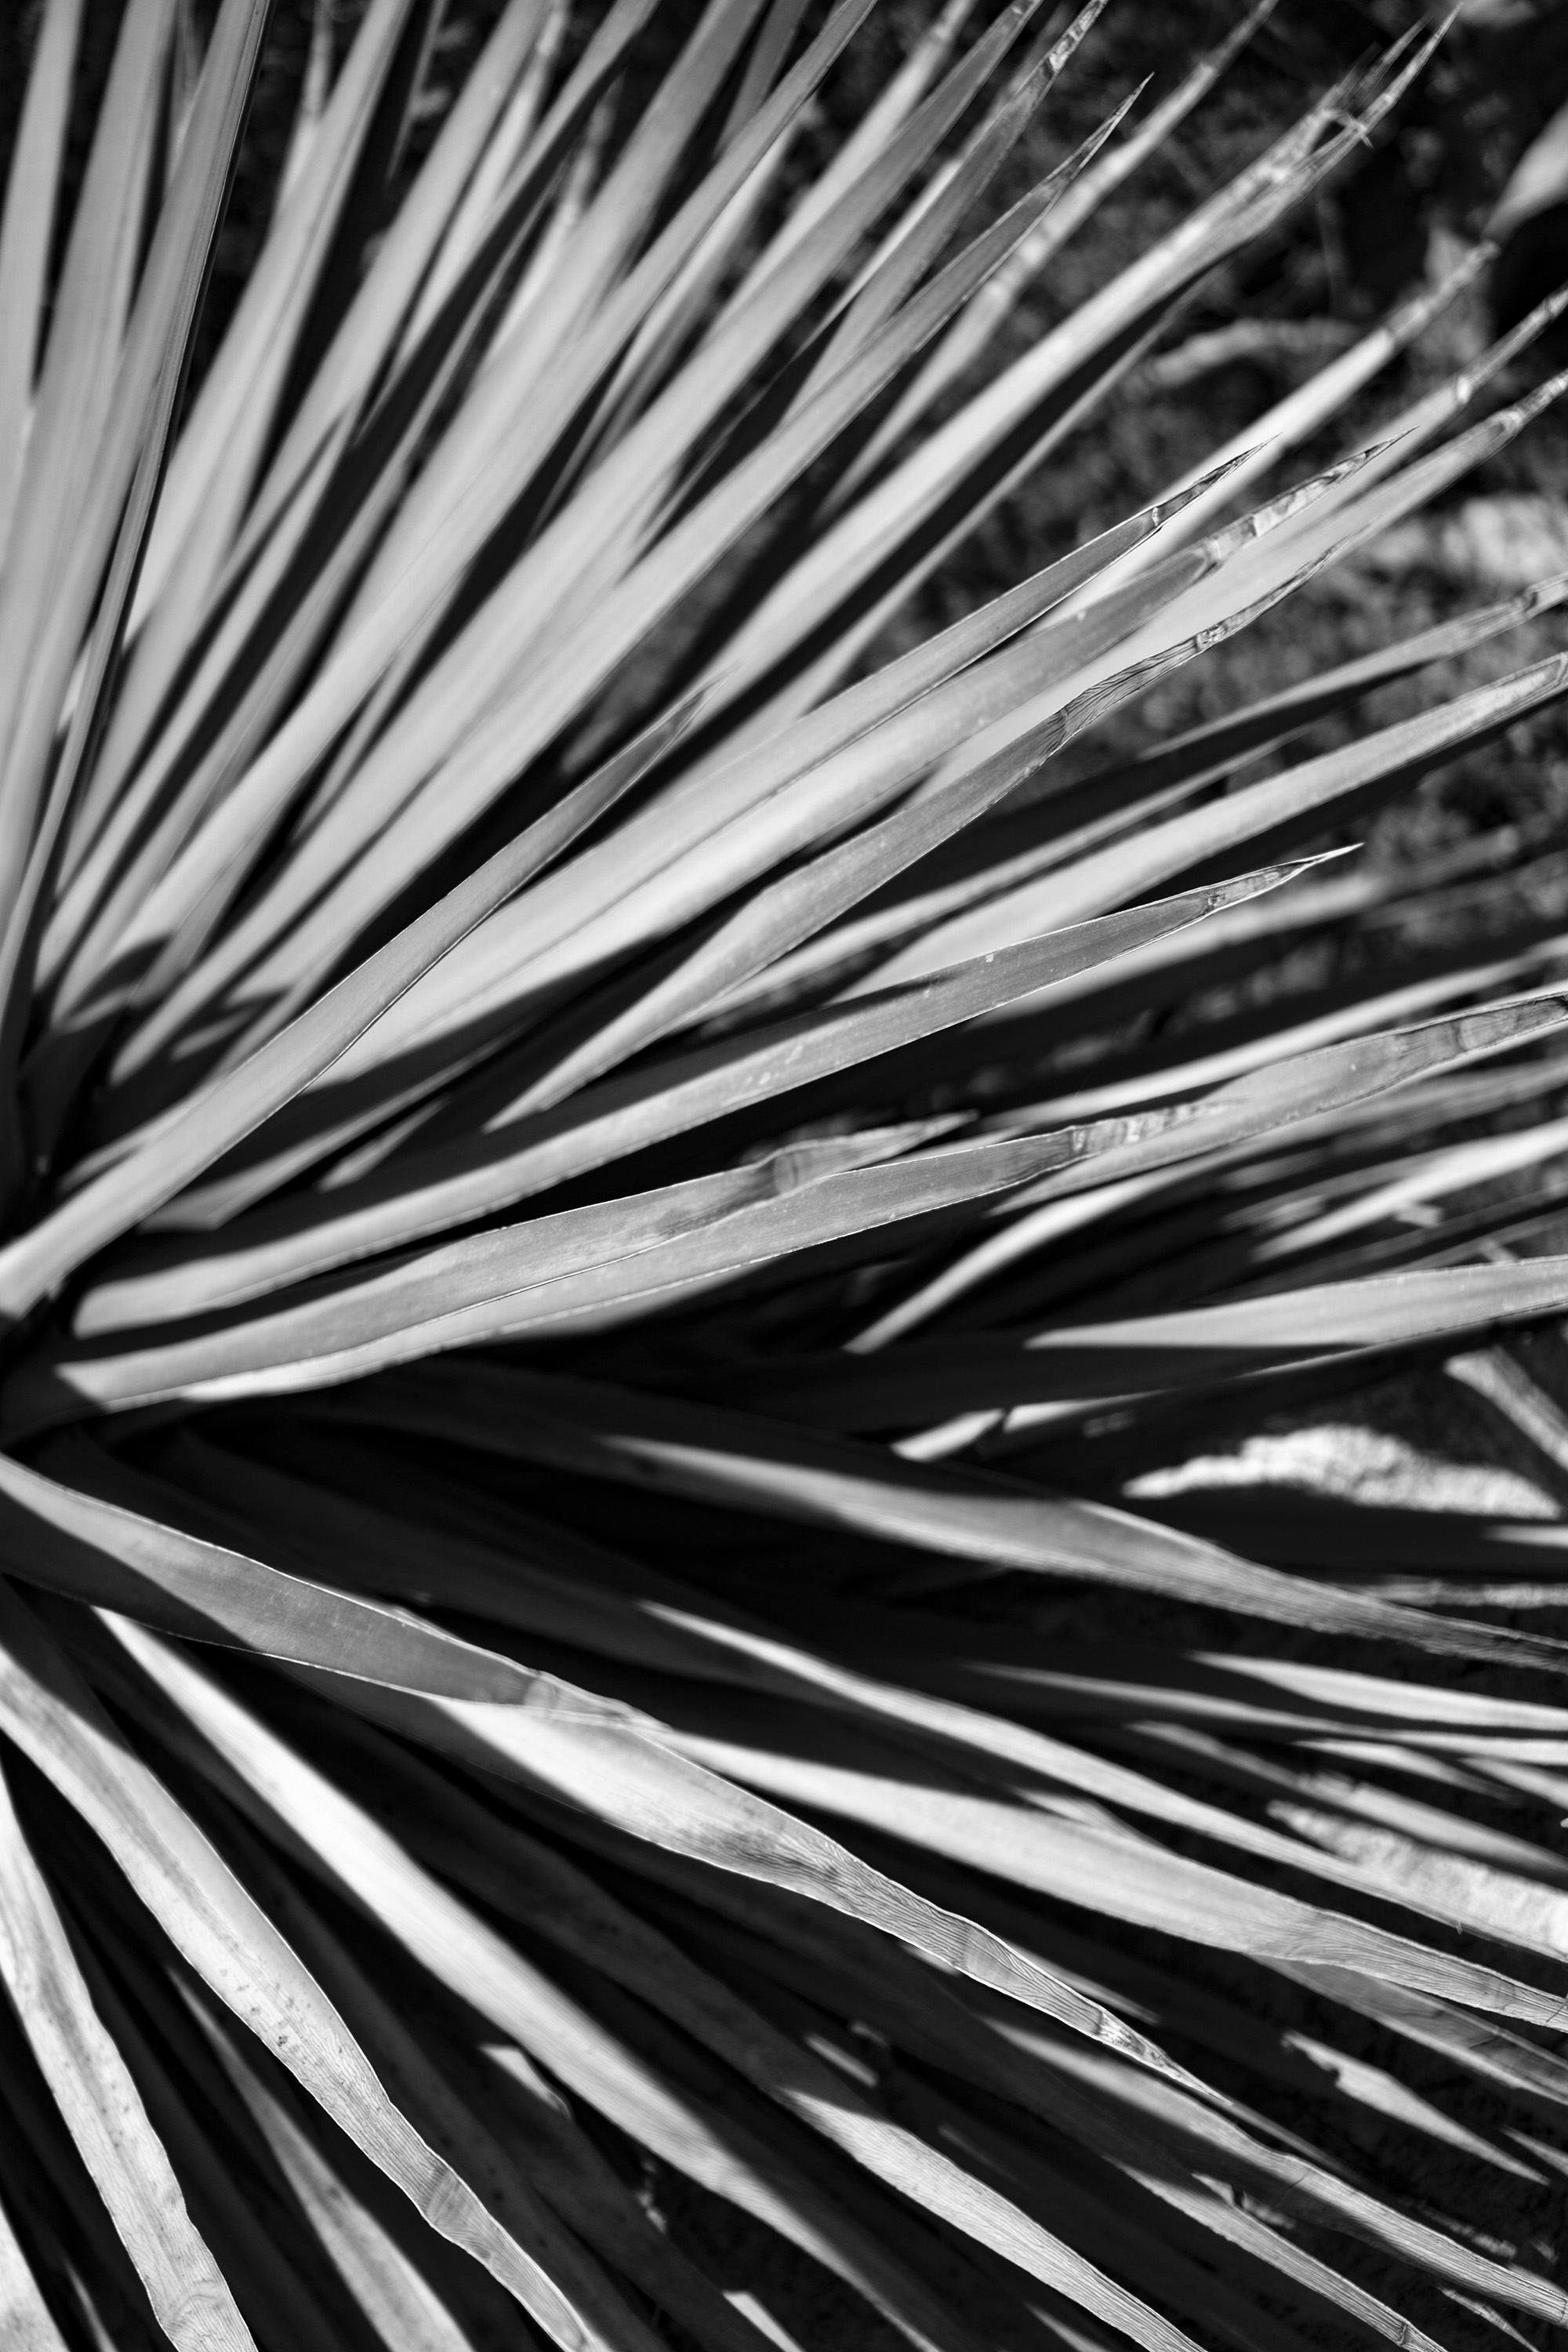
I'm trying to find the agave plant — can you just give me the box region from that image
[8,0,1568,2344]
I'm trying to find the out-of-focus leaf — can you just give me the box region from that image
[0,0,273,946]
[0,0,85,560]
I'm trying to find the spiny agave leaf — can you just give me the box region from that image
[873,2063,1437,2352]
[829,1838,1531,2190]
[990,2024,1568,2328]
[179,433,1198,1092]
[71,1425,1453,2125]
[395,0,569,355]
[0,1428,710,1713]
[87,1421,797,1687]
[1093,564,1568,808]
[579,1642,1568,1965]
[884,649,1568,979]
[0,1439,1265,2063]
[480,78,612,355]
[78,1644,783,2352]
[318,493,1315,1067]
[1300,1751,1568,1889]
[283,0,754,640]
[101,1621,1048,2352]
[603,0,1109,477]
[75,862,1306,1330]
[581,123,796,469]
[892,2115,1323,2352]
[905,363,1568,843]
[180,1993,483,2352]
[5,4,1568,2328]
[145,0,597,818]
[302,1573,1568,2006]
[253,0,655,564]
[1127,1719,1568,1886]
[0,1759,257,2350]
[733,0,978,299]
[0,0,287,1081]
[308,1712,1217,2352]
[980,941,1566,1145]
[1320,274,1568,524]
[303,466,1363,1100]
[1088,239,1495,594]
[45,430,401,1014]
[1239,1108,1568,1272]
[0,0,172,786]
[349,0,883,626]
[785,2,1116,410]
[182,1517,1231,2107]
[40,218,531,1057]
[568,1744,1568,2152]
[656,1695,1568,2033]
[0,2038,172,2350]
[488,753,1311,1137]
[0,0,84,561]
[110,0,427,735]
[733,1251,1568,1432]
[0,0,273,947]
[710,56,1397,699]
[205,1829,714,2352]
[1138,2169,1448,2352]
[839,2,1278,503]
[1272,1798,1568,1963]
[95,471,1127,1097]
[274,0,334,201]
[1285,1962,1568,2113]
[469,2033,831,2352]
[71,0,884,1047]
[850,989,1568,1348]
[689,574,1568,1025]
[331,466,1269,1066]
[15,1131,1064,1413]
[97,10,1072,1079]
[926,1639,1568,1743]
[0,1581,640,2352]
[40,1900,389,2352]
[146,149,1098,1076]
[511,1779,1320,2185]
[0,361,179,1111]
[0,699,704,1319]
[89,470,1257,1230]
[306,1361,1568,1671]
[1135,360,1568,651]
[1281,2029,1540,2183]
